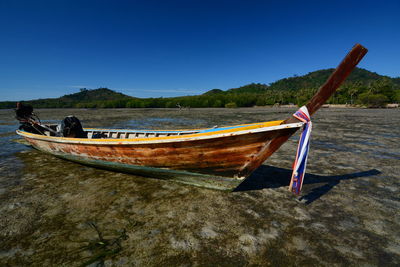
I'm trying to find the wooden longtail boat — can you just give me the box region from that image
[16,44,367,191]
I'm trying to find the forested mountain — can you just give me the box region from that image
[268,68,399,91]
[199,68,400,107]
[59,88,131,102]
[0,88,134,109]
[202,68,400,94]
[1,68,399,109]
[226,83,270,94]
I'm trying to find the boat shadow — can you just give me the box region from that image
[234,166,381,204]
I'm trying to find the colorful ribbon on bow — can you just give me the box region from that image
[289,106,312,195]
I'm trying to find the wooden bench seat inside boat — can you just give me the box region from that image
[85,129,200,139]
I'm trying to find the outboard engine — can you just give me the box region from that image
[15,102,46,134]
[15,102,34,121]
[59,116,87,138]
[15,103,87,138]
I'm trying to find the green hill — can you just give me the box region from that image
[0,88,134,109]
[202,89,224,95]
[268,68,398,91]
[201,68,399,94]
[1,68,399,109]
[59,88,132,102]
[198,68,399,107]
[226,83,270,94]
[203,83,270,95]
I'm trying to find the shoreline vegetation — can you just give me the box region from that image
[1,68,399,109]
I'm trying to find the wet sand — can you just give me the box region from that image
[0,108,399,266]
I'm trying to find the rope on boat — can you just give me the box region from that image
[289,106,312,195]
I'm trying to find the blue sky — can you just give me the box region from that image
[0,0,399,101]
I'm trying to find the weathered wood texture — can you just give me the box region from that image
[24,127,295,179]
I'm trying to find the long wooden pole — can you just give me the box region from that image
[285,44,368,124]
[306,44,368,115]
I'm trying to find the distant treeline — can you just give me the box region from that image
[1,68,399,109]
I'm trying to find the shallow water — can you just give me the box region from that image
[0,108,399,266]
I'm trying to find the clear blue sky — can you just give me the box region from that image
[0,0,399,101]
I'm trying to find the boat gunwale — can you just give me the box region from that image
[16,121,304,145]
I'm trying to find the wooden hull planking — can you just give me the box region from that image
[17,122,303,190]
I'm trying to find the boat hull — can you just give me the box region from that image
[17,123,302,190]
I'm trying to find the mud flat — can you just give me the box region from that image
[0,108,399,266]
